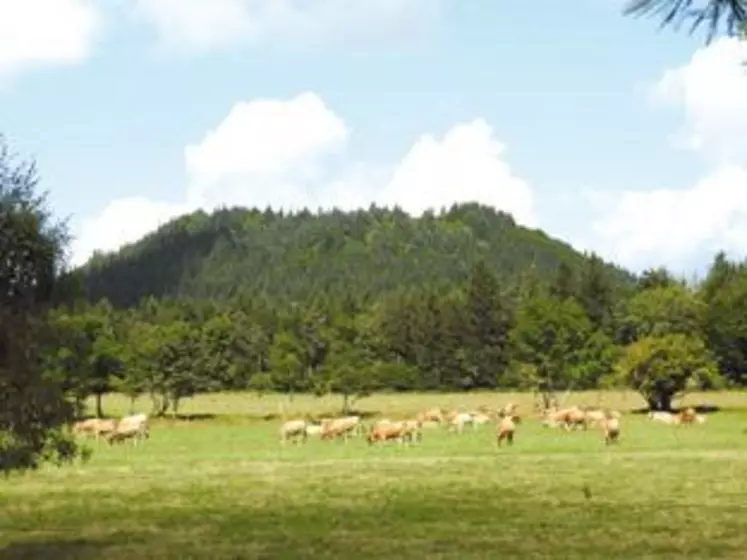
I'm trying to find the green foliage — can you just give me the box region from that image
[0,137,79,473]
[702,266,747,386]
[613,334,720,411]
[617,284,705,344]
[79,203,633,307]
[509,295,603,406]
[0,157,742,433]
[26,203,747,422]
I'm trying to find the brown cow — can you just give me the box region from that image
[367,421,415,445]
[678,407,697,425]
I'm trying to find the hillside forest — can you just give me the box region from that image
[3,139,747,471]
[58,204,746,417]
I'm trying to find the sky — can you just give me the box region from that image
[1,0,746,277]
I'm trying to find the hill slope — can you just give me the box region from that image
[79,203,633,306]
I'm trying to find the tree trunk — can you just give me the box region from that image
[129,396,136,415]
[342,394,350,415]
[150,392,160,415]
[647,392,673,412]
[172,397,180,418]
[95,393,104,418]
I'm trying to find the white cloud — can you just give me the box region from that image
[184,92,348,208]
[378,120,535,226]
[70,91,536,266]
[652,37,747,165]
[575,38,747,274]
[132,0,440,52]
[0,0,100,81]
[70,196,189,267]
[580,166,747,272]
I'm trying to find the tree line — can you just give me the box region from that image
[48,252,744,419]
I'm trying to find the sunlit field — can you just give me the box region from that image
[1,391,746,559]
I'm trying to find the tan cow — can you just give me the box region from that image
[106,413,149,446]
[320,416,361,442]
[678,407,697,425]
[497,415,520,447]
[417,407,445,424]
[73,418,117,441]
[541,406,585,430]
[602,413,621,445]
[367,421,416,445]
[448,412,475,434]
[280,419,308,445]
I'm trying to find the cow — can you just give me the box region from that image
[497,415,520,447]
[280,419,308,445]
[602,413,621,445]
[106,413,149,446]
[320,416,361,442]
[367,421,416,445]
[73,418,117,442]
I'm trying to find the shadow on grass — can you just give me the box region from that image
[0,538,110,560]
[257,410,380,422]
[630,404,722,415]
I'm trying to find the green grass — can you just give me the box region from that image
[1,391,747,559]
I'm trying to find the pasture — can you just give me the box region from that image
[1,390,746,559]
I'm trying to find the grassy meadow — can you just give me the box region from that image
[1,390,746,559]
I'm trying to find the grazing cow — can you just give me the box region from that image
[106,413,149,446]
[448,412,475,434]
[497,415,520,447]
[73,418,117,441]
[370,419,422,442]
[280,419,308,445]
[542,406,586,431]
[367,421,416,445]
[320,416,361,442]
[398,419,423,442]
[563,407,588,431]
[602,413,621,445]
[678,407,697,425]
[417,408,445,424]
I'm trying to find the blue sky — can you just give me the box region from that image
[1,0,746,276]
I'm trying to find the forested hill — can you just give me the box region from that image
[79,203,633,307]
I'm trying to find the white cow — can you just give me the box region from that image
[107,413,149,446]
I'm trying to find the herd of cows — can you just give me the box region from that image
[70,404,708,450]
[277,404,708,447]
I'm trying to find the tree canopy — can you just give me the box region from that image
[0,136,80,473]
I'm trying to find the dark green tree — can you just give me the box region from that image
[0,137,79,473]
[509,295,596,408]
